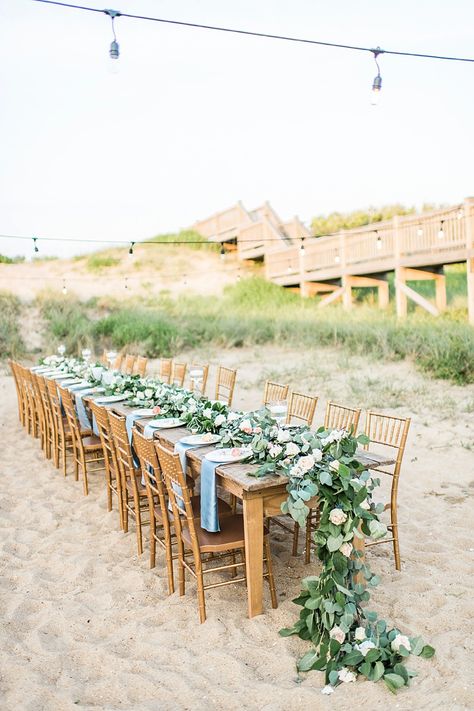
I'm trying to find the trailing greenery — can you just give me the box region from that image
[35,276,474,383]
[0,292,25,358]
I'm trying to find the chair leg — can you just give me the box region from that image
[80,451,89,496]
[177,539,185,597]
[195,560,206,623]
[264,536,278,609]
[292,522,300,556]
[122,492,129,533]
[133,497,143,555]
[392,514,401,571]
[149,528,156,569]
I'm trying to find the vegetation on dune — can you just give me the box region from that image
[86,254,120,271]
[0,292,25,358]
[33,276,474,384]
[311,203,446,237]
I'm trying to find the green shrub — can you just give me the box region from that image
[86,254,120,271]
[0,292,25,358]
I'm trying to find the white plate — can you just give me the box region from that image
[91,386,105,393]
[60,378,83,385]
[68,380,91,388]
[31,366,50,372]
[94,395,128,404]
[180,433,221,446]
[147,418,186,429]
[132,408,156,417]
[205,447,252,464]
[42,370,65,377]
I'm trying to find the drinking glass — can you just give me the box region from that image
[268,399,288,425]
[189,368,204,397]
[57,344,66,357]
[82,348,92,363]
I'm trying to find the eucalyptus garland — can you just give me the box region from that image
[41,355,434,694]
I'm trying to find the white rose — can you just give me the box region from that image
[144,388,153,399]
[268,444,282,458]
[285,442,299,457]
[289,463,304,479]
[356,640,376,657]
[239,419,253,434]
[298,454,315,473]
[391,634,411,653]
[187,402,197,414]
[312,448,323,462]
[339,542,353,557]
[214,414,226,427]
[329,508,347,526]
[227,411,240,422]
[329,626,345,644]
[277,429,291,443]
[203,408,213,418]
[354,627,366,642]
[321,685,334,695]
[329,459,340,472]
[136,391,145,400]
[338,667,356,683]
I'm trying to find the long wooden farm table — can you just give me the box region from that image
[95,400,395,618]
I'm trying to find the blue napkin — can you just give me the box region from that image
[200,458,221,533]
[74,390,93,430]
[143,423,156,440]
[125,413,142,466]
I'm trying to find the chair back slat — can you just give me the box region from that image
[287,391,318,426]
[57,384,82,443]
[122,354,136,375]
[215,366,237,406]
[159,358,172,384]
[133,429,167,503]
[324,401,361,433]
[263,380,289,406]
[107,411,136,484]
[155,443,193,521]
[134,356,148,377]
[90,401,118,478]
[364,411,411,477]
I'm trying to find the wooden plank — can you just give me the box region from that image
[242,494,264,617]
[396,280,440,316]
[318,286,344,307]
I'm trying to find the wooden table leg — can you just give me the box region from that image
[243,494,264,618]
[353,524,366,586]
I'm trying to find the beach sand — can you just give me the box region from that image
[1,345,474,711]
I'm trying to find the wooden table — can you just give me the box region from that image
[87,399,394,617]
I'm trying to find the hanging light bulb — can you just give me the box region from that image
[334,250,340,264]
[105,9,121,70]
[371,48,383,106]
[300,238,305,256]
[375,230,382,249]
[124,277,129,290]
[62,279,67,295]
[33,237,39,253]
[417,225,423,237]
[287,262,292,274]
[220,245,226,261]
[438,220,445,239]
[128,241,135,256]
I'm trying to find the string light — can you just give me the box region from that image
[438,220,445,239]
[300,237,305,255]
[124,277,129,289]
[375,230,382,249]
[371,48,383,105]
[33,237,39,253]
[128,241,135,256]
[220,245,226,261]
[105,9,120,65]
[287,262,292,273]
[62,279,67,295]
[334,250,340,264]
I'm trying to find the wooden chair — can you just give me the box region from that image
[89,401,123,527]
[159,358,172,384]
[156,443,277,623]
[299,401,362,564]
[262,380,289,406]
[134,356,148,377]
[215,366,237,407]
[21,366,39,438]
[108,411,150,555]
[171,362,187,387]
[58,385,104,495]
[286,391,318,427]
[112,353,123,370]
[324,401,361,432]
[188,363,209,396]
[13,362,29,428]
[122,354,136,375]
[31,372,49,454]
[363,412,411,571]
[9,360,24,424]
[36,374,55,460]
[133,430,175,590]
[46,378,73,475]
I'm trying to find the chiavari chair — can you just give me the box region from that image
[156,443,277,623]
[299,401,362,564]
[108,411,150,555]
[31,372,49,453]
[36,374,55,461]
[122,354,136,375]
[133,355,148,377]
[46,378,73,474]
[286,392,318,427]
[363,412,411,571]
[215,366,237,407]
[8,360,24,424]
[159,358,172,384]
[89,401,123,527]
[58,384,104,495]
[262,380,289,406]
[171,362,187,387]
[21,366,39,438]
[112,353,123,371]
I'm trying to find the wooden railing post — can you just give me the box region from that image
[340,230,352,309]
[465,197,474,326]
[393,215,407,318]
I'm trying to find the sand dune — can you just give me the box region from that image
[1,347,474,711]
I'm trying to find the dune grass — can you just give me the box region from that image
[33,276,474,384]
[0,292,25,358]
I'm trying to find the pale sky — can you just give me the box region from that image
[1,0,473,258]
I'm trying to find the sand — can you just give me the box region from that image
[1,345,474,711]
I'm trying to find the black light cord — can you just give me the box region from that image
[0,233,295,245]
[30,0,474,64]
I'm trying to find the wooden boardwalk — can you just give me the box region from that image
[192,199,474,324]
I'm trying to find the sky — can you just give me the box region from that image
[1,0,474,258]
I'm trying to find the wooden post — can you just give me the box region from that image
[378,280,389,309]
[465,198,474,326]
[434,273,447,312]
[393,216,407,318]
[340,230,352,309]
